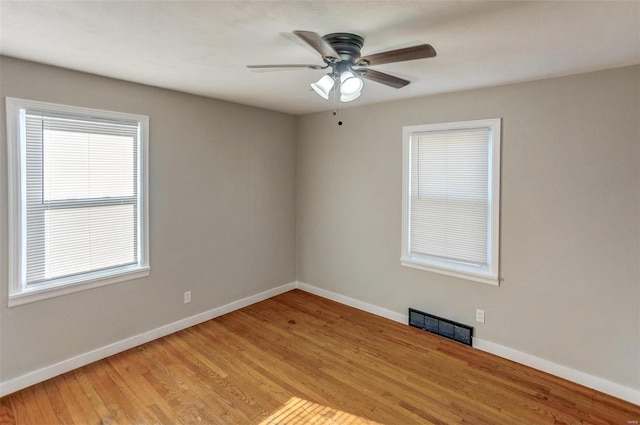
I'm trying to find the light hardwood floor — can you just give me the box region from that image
[1,289,639,424]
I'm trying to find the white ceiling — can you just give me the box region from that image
[1,1,639,115]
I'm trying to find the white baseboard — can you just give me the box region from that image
[294,281,640,406]
[0,281,296,397]
[472,338,640,405]
[296,282,408,324]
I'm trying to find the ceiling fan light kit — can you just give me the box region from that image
[311,74,334,100]
[247,30,436,105]
[339,71,363,100]
[340,90,361,103]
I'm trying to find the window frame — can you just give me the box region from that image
[6,97,150,306]
[401,118,501,286]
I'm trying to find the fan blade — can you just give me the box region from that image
[247,64,324,70]
[358,68,411,89]
[358,44,436,66]
[293,30,340,60]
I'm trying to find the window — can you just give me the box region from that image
[401,118,501,285]
[6,98,149,306]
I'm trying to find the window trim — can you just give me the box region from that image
[401,118,501,286]
[6,97,150,306]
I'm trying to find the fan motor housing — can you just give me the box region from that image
[323,33,364,62]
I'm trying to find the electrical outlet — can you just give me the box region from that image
[475,309,485,323]
[184,291,192,304]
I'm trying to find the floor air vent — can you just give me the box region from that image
[409,308,473,346]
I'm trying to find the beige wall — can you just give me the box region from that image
[296,65,640,390]
[0,56,297,381]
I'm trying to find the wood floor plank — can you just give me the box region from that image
[70,367,114,423]
[137,340,226,425]
[156,334,262,424]
[197,317,346,408]
[268,296,540,424]
[216,311,421,424]
[4,393,31,425]
[41,377,74,424]
[256,296,541,423]
[26,383,58,424]
[243,300,468,423]
[107,347,187,425]
[174,328,289,415]
[1,289,639,424]
[53,372,103,424]
[0,396,15,425]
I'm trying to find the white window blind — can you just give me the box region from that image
[6,97,150,306]
[410,128,489,266]
[401,119,500,285]
[25,113,139,284]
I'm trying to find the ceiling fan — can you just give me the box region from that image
[247,31,436,102]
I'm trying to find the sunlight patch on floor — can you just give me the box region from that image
[260,396,384,425]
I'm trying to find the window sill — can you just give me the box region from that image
[401,257,499,286]
[8,266,150,307]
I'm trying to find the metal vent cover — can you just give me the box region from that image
[409,308,473,346]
